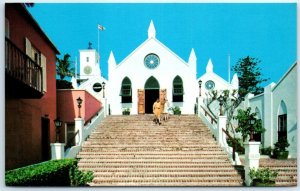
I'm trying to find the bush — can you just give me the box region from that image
[5,159,76,186]
[274,137,289,152]
[249,167,278,186]
[5,159,94,186]
[69,165,94,186]
[261,146,273,155]
[233,107,265,141]
[172,106,181,115]
[122,108,130,115]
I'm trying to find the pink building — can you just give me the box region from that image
[56,90,102,147]
[5,3,59,170]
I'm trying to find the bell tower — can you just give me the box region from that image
[79,42,101,80]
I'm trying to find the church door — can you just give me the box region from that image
[143,76,160,114]
[137,89,145,114]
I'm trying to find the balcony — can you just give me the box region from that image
[5,38,44,99]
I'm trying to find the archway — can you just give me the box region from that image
[144,76,160,113]
[277,100,287,139]
[254,107,263,143]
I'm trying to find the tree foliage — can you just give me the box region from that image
[234,107,265,141]
[205,89,244,135]
[56,54,75,80]
[232,56,269,97]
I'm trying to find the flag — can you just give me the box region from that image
[98,24,106,30]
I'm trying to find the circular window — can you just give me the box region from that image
[93,82,102,92]
[205,80,215,90]
[144,53,160,69]
[84,65,92,74]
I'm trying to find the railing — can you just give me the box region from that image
[200,105,217,124]
[222,129,237,161]
[199,104,241,165]
[5,38,43,93]
[65,107,106,159]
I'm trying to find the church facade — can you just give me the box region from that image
[107,20,237,115]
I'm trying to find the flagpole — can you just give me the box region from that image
[98,26,100,61]
[228,54,231,82]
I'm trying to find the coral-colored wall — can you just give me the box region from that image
[57,90,102,143]
[57,90,102,123]
[5,4,59,170]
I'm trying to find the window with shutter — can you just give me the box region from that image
[41,53,47,93]
[5,18,9,38]
[172,76,184,102]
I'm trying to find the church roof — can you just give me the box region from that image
[116,21,190,68]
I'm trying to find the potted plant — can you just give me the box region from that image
[273,137,289,159]
[122,108,130,115]
[260,146,273,156]
[172,106,181,115]
[249,167,278,186]
[233,107,265,142]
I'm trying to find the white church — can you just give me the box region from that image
[74,20,297,158]
[106,20,238,115]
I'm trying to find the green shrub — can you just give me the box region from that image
[5,159,76,186]
[274,137,289,152]
[172,106,181,115]
[69,165,94,186]
[122,108,130,115]
[261,146,273,155]
[5,159,94,186]
[249,167,278,186]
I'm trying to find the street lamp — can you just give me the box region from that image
[198,80,202,97]
[54,117,62,143]
[76,97,83,118]
[102,81,106,98]
[218,95,224,116]
[248,117,256,141]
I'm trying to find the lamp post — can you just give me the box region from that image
[248,117,256,141]
[76,97,83,118]
[54,117,62,143]
[218,95,224,116]
[198,80,202,97]
[102,81,106,98]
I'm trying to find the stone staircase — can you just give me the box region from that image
[260,158,297,186]
[77,115,244,186]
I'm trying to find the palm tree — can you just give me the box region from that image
[56,54,75,80]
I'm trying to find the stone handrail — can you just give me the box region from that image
[65,107,106,158]
[198,103,241,165]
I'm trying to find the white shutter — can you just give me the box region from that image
[41,53,47,92]
[25,37,32,57]
[5,18,9,38]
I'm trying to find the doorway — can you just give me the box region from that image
[145,89,159,113]
[41,116,50,161]
[144,76,160,114]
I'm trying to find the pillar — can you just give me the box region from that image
[75,118,84,146]
[50,143,65,160]
[217,115,227,147]
[244,141,261,186]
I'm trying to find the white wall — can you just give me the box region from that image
[108,38,197,115]
[271,64,297,158]
[246,63,297,158]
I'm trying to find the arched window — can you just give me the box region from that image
[278,100,287,139]
[172,76,183,102]
[254,107,263,143]
[120,77,132,103]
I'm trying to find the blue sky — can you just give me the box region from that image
[27,3,296,86]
